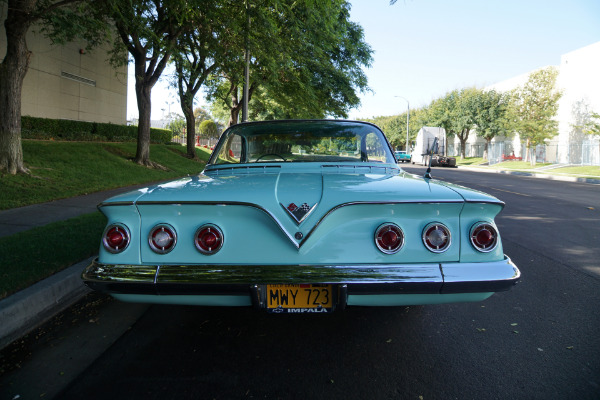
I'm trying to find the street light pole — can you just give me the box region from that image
[242,0,250,122]
[394,96,410,152]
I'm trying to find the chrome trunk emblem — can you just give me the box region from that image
[282,202,316,224]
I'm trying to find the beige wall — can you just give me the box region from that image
[1,6,127,124]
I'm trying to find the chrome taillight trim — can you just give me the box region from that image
[148,223,177,254]
[422,222,451,253]
[194,224,224,255]
[102,223,131,254]
[374,223,405,254]
[470,222,499,253]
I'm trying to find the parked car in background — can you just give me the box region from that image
[83,120,520,313]
[395,150,411,163]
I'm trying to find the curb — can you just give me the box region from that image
[457,166,600,184]
[0,257,94,350]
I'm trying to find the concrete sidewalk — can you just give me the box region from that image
[0,184,152,239]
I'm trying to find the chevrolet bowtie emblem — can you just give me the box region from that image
[283,202,316,224]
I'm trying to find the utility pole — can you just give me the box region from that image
[242,0,250,122]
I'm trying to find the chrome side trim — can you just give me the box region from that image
[300,201,461,247]
[133,201,301,250]
[82,256,520,295]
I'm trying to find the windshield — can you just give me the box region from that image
[208,121,395,165]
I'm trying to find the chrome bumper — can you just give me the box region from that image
[82,256,520,296]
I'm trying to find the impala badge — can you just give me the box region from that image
[283,202,316,224]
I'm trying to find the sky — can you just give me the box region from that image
[127,0,600,122]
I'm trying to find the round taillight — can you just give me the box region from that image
[375,223,404,254]
[422,223,451,253]
[195,224,223,255]
[102,224,130,253]
[148,224,177,254]
[470,222,498,252]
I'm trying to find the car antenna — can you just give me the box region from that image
[424,137,438,179]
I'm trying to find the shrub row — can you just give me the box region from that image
[21,116,172,144]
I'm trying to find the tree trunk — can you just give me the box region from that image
[0,1,34,175]
[483,139,491,161]
[134,79,152,166]
[229,107,241,127]
[227,84,241,127]
[182,100,197,159]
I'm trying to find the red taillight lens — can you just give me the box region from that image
[375,223,404,254]
[148,224,177,254]
[195,224,223,255]
[470,222,498,252]
[423,223,451,253]
[102,224,130,253]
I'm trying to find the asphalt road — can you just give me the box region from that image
[1,167,599,400]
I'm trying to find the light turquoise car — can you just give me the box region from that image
[82,120,520,313]
[395,150,411,163]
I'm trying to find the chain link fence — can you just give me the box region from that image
[486,139,599,166]
[171,135,219,149]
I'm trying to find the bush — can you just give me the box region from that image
[21,116,172,144]
[150,127,172,144]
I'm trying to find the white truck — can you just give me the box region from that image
[410,127,456,167]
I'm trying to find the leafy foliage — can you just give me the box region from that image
[510,67,562,164]
[21,116,171,143]
[198,120,218,138]
[205,0,373,125]
[104,0,195,166]
[472,89,514,159]
[582,112,600,136]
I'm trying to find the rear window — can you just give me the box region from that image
[209,121,395,165]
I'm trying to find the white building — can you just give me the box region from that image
[451,41,600,165]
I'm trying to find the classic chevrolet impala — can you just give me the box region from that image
[82,120,520,313]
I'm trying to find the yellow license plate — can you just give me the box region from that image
[266,284,333,311]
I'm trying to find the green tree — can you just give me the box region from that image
[582,112,600,136]
[165,113,185,139]
[198,119,218,139]
[207,0,372,126]
[105,0,193,168]
[427,94,453,156]
[511,67,562,166]
[171,1,223,159]
[473,89,514,160]
[429,88,480,159]
[0,0,108,174]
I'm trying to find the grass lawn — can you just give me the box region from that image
[454,157,485,166]
[0,212,107,299]
[0,141,211,210]
[0,140,212,298]
[489,161,553,170]
[548,165,600,178]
